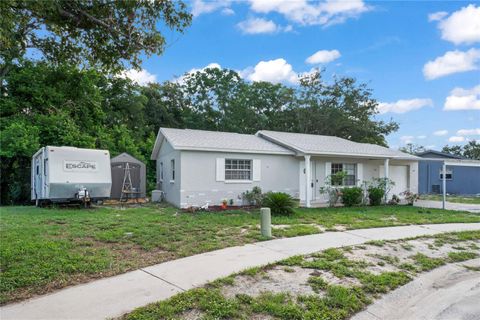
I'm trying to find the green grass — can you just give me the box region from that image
[1,204,479,304]
[420,194,480,204]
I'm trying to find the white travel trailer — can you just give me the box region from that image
[31,146,112,206]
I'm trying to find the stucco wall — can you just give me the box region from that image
[179,151,299,208]
[418,160,480,195]
[157,140,182,207]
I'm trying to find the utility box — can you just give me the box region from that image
[31,146,112,206]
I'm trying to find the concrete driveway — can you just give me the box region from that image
[415,199,480,213]
[352,258,480,320]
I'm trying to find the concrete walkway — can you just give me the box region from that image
[2,223,480,320]
[415,199,480,213]
[352,258,480,320]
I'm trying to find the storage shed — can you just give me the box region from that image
[110,153,146,199]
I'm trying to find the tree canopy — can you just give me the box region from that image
[0,62,400,204]
[0,0,192,83]
[442,141,480,160]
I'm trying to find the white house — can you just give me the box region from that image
[150,128,419,208]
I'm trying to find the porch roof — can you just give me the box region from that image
[257,130,418,160]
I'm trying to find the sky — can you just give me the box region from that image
[126,0,480,151]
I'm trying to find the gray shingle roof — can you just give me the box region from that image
[151,128,294,159]
[257,130,418,159]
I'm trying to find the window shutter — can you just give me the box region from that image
[216,158,225,182]
[357,163,363,186]
[325,162,332,177]
[253,159,261,181]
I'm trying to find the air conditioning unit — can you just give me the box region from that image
[431,185,440,194]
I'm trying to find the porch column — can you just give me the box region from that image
[305,155,311,208]
[384,158,390,202]
[442,161,446,210]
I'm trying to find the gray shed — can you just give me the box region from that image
[110,153,146,199]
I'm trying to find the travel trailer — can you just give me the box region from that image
[31,146,112,206]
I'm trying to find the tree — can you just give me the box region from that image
[294,70,399,146]
[399,143,425,155]
[442,140,480,160]
[0,0,192,83]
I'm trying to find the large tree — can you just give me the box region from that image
[442,141,480,160]
[0,0,191,84]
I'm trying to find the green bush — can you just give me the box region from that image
[368,187,384,206]
[341,187,363,207]
[262,192,296,215]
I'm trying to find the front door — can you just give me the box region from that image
[299,160,316,202]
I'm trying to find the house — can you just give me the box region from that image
[416,150,480,195]
[150,128,419,208]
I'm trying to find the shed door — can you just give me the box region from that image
[111,163,141,199]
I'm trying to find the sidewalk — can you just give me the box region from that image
[2,223,480,320]
[415,199,480,213]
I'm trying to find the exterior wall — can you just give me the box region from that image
[418,160,480,195]
[156,140,182,207]
[179,151,299,208]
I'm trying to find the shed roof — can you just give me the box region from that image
[150,128,294,159]
[256,130,418,160]
[111,152,145,165]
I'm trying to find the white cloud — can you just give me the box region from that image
[417,135,427,139]
[400,136,415,144]
[237,18,279,34]
[444,84,480,111]
[175,62,221,84]
[221,8,235,16]
[191,0,230,16]
[433,130,448,136]
[306,49,341,64]
[448,136,466,143]
[423,49,480,80]
[457,128,480,136]
[377,98,433,114]
[428,11,448,22]
[121,69,157,85]
[248,0,370,27]
[243,58,298,84]
[437,4,480,45]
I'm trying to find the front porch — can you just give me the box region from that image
[299,155,418,208]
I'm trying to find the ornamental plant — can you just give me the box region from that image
[262,192,296,215]
[341,187,363,207]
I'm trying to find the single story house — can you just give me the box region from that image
[416,150,480,195]
[150,128,419,208]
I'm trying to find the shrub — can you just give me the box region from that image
[242,186,263,206]
[262,192,296,215]
[401,190,419,205]
[340,187,363,207]
[368,187,384,206]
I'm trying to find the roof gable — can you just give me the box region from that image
[111,152,144,164]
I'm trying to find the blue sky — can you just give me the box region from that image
[127,0,480,150]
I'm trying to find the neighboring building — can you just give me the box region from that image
[416,150,480,195]
[110,153,146,199]
[151,128,419,208]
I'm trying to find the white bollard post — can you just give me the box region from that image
[260,207,272,238]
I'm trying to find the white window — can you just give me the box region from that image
[331,163,356,186]
[160,162,163,181]
[439,168,452,180]
[225,159,252,180]
[171,159,175,181]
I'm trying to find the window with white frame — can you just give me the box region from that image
[439,168,452,180]
[171,159,175,181]
[225,159,252,180]
[331,163,356,186]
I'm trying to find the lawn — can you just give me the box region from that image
[1,204,479,304]
[420,194,480,204]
